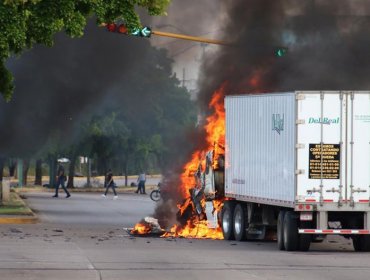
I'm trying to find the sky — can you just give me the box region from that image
[147,0,223,93]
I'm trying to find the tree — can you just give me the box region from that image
[0,156,5,181]
[34,158,42,185]
[0,0,170,101]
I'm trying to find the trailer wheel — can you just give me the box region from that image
[298,235,311,251]
[283,211,299,251]
[277,210,285,250]
[233,203,247,241]
[352,236,362,251]
[298,221,311,251]
[353,235,370,252]
[361,236,370,252]
[222,202,235,240]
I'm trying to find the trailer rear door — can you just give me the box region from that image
[296,91,370,207]
[347,92,370,205]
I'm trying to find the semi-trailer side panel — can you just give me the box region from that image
[225,93,296,207]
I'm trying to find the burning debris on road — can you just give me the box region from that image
[130,217,166,237]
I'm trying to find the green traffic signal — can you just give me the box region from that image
[274,47,288,57]
[130,26,152,38]
[140,26,152,38]
[131,28,141,36]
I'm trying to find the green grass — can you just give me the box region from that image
[0,206,32,215]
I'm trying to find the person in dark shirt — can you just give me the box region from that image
[102,169,118,199]
[53,164,71,198]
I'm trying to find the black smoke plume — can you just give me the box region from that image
[0,21,139,156]
[198,0,370,110]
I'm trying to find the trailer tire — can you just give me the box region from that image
[283,211,299,251]
[298,221,311,251]
[353,235,370,252]
[233,204,247,241]
[298,235,311,251]
[222,202,235,240]
[361,236,370,252]
[352,236,362,251]
[277,210,285,250]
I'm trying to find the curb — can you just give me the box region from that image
[0,215,38,224]
[0,192,39,224]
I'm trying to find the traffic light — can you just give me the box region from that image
[131,28,141,36]
[140,26,152,38]
[131,26,152,38]
[106,23,117,32]
[106,23,152,38]
[117,24,128,34]
[274,47,288,57]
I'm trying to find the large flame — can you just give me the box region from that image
[132,85,227,239]
[164,86,226,239]
[179,86,226,198]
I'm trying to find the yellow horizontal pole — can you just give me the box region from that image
[151,30,227,46]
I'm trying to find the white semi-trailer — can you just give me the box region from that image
[204,91,370,251]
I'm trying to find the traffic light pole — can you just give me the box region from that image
[151,30,227,46]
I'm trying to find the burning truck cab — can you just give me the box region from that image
[202,150,225,201]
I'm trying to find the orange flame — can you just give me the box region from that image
[133,85,227,240]
[179,86,226,199]
[162,220,224,239]
[162,85,227,239]
[131,223,151,235]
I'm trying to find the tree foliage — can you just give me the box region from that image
[76,47,197,174]
[0,0,170,101]
[0,19,196,178]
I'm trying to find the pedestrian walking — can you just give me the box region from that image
[53,164,71,198]
[102,169,118,199]
[135,172,146,194]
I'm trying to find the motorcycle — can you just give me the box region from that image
[150,182,161,202]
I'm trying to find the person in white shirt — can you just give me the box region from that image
[135,172,146,194]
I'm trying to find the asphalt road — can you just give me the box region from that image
[0,192,370,280]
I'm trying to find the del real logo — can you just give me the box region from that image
[308,117,340,125]
[272,114,284,135]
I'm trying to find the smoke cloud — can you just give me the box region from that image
[198,0,370,110]
[0,21,167,157]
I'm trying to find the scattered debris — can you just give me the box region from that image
[129,217,166,237]
[10,228,22,233]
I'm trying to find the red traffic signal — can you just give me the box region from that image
[106,23,117,32]
[117,24,128,34]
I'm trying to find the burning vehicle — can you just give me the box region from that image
[133,90,370,252]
